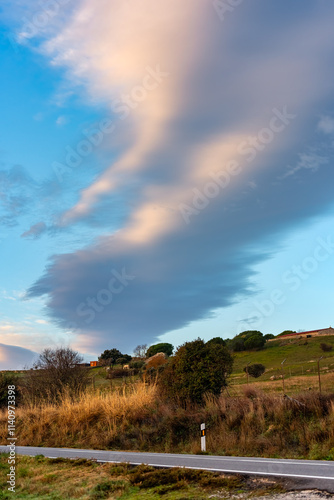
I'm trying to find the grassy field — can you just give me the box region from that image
[86,335,334,392]
[5,335,334,393]
[0,454,285,499]
[230,335,334,388]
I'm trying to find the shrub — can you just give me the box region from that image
[110,368,131,379]
[243,363,266,378]
[0,372,21,409]
[145,353,168,369]
[320,343,333,352]
[129,360,145,370]
[159,339,233,405]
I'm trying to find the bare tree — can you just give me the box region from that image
[133,344,148,359]
[22,347,88,404]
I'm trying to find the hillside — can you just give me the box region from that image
[230,334,334,389]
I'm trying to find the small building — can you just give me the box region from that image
[268,327,334,342]
[90,361,100,367]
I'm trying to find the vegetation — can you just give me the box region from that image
[146,342,174,358]
[230,334,334,380]
[320,342,333,352]
[21,347,88,404]
[206,336,226,346]
[133,344,148,358]
[0,454,285,499]
[1,335,334,466]
[1,383,334,461]
[227,330,265,352]
[158,339,233,404]
[243,363,266,378]
[99,349,131,368]
[0,372,21,409]
[278,330,296,337]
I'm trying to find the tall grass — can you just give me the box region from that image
[1,383,334,459]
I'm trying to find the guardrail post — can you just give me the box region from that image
[200,423,206,452]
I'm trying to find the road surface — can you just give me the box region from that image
[1,446,334,493]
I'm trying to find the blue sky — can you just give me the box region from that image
[1,0,334,369]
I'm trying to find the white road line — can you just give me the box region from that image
[42,450,334,467]
[3,448,334,480]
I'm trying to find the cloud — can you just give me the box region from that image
[0,343,37,370]
[24,1,334,352]
[317,115,334,134]
[281,149,330,179]
[0,165,37,227]
[56,115,68,126]
[21,222,47,239]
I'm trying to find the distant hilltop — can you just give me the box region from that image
[268,327,334,341]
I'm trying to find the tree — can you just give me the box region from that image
[133,344,148,358]
[244,334,265,350]
[243,363,266,378]
[264,334,275,341]
[146,343,174,358]
[159,339,233,405]
[278,330,296,337]
[206,337,226,346]
[23,347,88,403]
[99,348,123,368]
[227,331,265,352]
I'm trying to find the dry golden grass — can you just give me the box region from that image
[0,383,157,449]
[1,381,334,460]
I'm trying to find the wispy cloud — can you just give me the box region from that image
[317,115,334,135]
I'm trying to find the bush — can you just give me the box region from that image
[129,360,145,370]
[109,368,132,379]
[146,343,174,358]
[243,363,266,378]
[145,353,168,370]
[159,339,233,405]
[0,372,21,409]
[320,343,333,352]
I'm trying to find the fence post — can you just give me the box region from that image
[246,362,250,384]
[200,423,206,452]
[281,359,286,394]
[317,356,323,394]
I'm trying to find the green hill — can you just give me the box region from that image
[230,334,334,384]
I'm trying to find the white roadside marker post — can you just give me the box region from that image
[201,423,206,452]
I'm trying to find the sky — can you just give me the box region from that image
[1,0,334,369]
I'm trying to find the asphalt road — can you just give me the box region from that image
[1,446,334,493]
